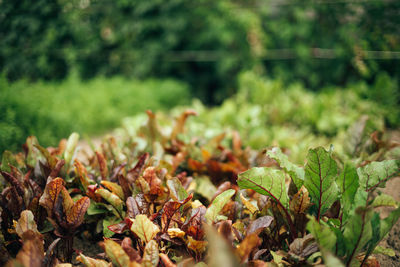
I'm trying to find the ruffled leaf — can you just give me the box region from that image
[15,210,40,241]
[267,147,305,189]
[357,159,399,192]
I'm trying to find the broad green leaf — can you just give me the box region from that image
[77,253,112,267]
[373,246,395,257]
[195,176,217,201]
[103,217,119,238]
[130,214,160,243]
[307,216,336,252]
[267,147,305,189]
[64,132,79,166]
[166,177,188,201]
[320,248,345,267]
[363,213,383,261]
[96,188,124,216]
[379,206,400,242]
[343,207,373,266]
[362,206,400,266]
[101,181,124,200]
[270,251,284,265]
[370,194,398,208]
[142,240,159,267]
[237,167,289,208]
[87,202,110,215]
[104,239,131,267]
[357,160,399,191]
[205,189,235,224]
[337,163,358,209]
[304,147,338,220]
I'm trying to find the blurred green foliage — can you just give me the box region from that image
[0,75,189,152]
[259,1,400,88]
[1,0,398,105]
[119,71,391,163]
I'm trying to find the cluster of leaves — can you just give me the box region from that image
[0,110,399,266]
[120,71,397,163]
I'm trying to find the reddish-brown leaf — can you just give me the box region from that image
[121,237,141,262]
[96,151,108,180]
[159,253,177,267]
[288,234,318,260]
[15,210,41,241]
[66,196,90,227]
[182,206,206,240]
[0,171,24,196]
[247,216,274,235]
[108,218,132,234]
[12,231,44,267]
[170,109,197,140]
[187,158,204,172]
[232,131,243,157]
[86,184,102,202]
[289,186,311,215]
[126,194,149,218]
[110,163,126,182]
[126,153,149,184]
[235,233,261,263]
[118,173,132,200]
[74,159,90,188]
[142,167,162,196]
[47,159,65,183]
[39,178,64,217]
[218,220,234,244]
[26,178,42,197]
[161,194,193,232]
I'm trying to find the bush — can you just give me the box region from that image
[0,75,190,153]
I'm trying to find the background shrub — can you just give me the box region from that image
[0,75,190,152]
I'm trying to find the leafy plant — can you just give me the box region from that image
[238,146,400,266]
[0,109,398,266]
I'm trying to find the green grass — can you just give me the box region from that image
[0,75,190,152]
